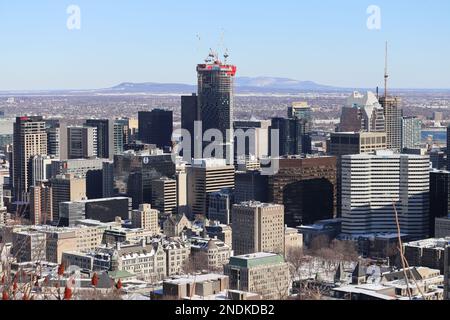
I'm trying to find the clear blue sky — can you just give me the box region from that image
[0,0,449,90]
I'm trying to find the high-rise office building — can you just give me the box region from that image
[338,91,385,133]
[102,160,114,198]
[328,131,387,216]
[380,96,403,151]
[85,119,114,159]
[114,118,130,153]
[45,119,67,160]
[288,102,312,126]
[270,118,311,156]
[31,155,56,185]
[402,116,422,150]
[186,158,235,216]
[233,120,271,160]
[29,183,53,225]
[138,109,173,150]
[181,94,200,156]
[234,170,269,204]
[447,125,450,170]
[50,174,86,223]
[430,170,450,236]
[232,202,285,256]
[60,197,131,226]
[151,177,177,216]
[328,132,388,156]
[268,156,337,227]
[430,150,447,170]
[12,116,48,200]
[197,53,237,163]
[67,126,98,159]
[114,150,176,209]
[208,188,233,225]
[341,151,430,239]
[51,158,105,179]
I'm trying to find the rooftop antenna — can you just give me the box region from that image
[384,41,389,98]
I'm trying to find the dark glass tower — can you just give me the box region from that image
[181,94,199,156]
[85,119,113,159]
[447,125,450,170]
[138,109,173,150]
[429,170,450,236]
[197,54,237,162]
[270,118,311,156]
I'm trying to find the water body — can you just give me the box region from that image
[422,130,447,143]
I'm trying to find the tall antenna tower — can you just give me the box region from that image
[384,41,389,98]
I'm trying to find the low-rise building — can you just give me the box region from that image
[158,274,229,300]
[163,239,191,276]
[189,236,232,271]
[403,238,450,274]
[224,253,290,300]
[163,214,191,238]
[12,230,47,263]
[435,217,450,238]
[204,223,232,248]
[285,227,303,254]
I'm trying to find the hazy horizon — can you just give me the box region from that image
[1,0,449,91]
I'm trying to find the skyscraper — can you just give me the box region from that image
[181,94,199,156]
[338,91,385,133]
[270,117,311,156]
[341,151,430,239]
[45,119,67,160]
[380,96,403,151]
[138,109,173,150]
[447,125,450,170]
[85,119,114,159]
[50,174,86,223]
[231,202,285,256]
[186,158,235,217]
[401,116,422,150]
[12,116,48,200]
[268,156,337,227]
[379,43,403,151]
[197,52,237,163]
[288,102,313,127]
[429,170,450,236]
[67,126,98,159]
[151,177,177,216]
[29,183,53,225]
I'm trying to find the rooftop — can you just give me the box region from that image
[228,253,285,269]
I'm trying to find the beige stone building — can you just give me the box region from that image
[151,177,177,216]
[232,202,285,256]
[163,240,191,276]
[190,236,232,271]
[131,203,160,234]
[163,213,191,238]
[284,227,303,254]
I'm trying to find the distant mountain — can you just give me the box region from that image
[235,77,338,91]
[104,77,340,94]
[104,82,196,93]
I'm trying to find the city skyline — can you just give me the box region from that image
[1,0,450,91]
